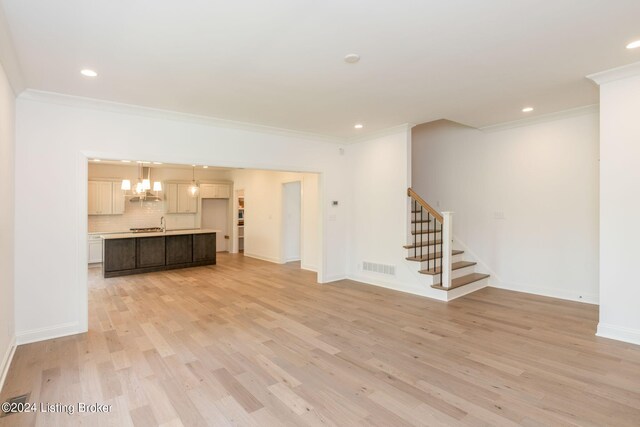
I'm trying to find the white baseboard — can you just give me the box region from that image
[16,322,82,345]
[346,274,448,302]
[242,252,283,264]
[0,335,16,394]
[490,282,599,305]
[320,274,347,283]
[284,257,301,263]
[597,323,640,346]
[300,263,317,273]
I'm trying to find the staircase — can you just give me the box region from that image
[405,188,489,301]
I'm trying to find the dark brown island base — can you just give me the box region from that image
[101,229,218,278]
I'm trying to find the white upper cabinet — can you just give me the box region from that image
[165,182,198,213]
[200,183,230,199]
[88,181,121,215]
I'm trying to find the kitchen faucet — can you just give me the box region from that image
[160,216,165,232]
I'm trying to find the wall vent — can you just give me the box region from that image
[363,261,396,276]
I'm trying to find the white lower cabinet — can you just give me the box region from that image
[88,236,103,263]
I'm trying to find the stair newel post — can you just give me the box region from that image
[441,212,454,289]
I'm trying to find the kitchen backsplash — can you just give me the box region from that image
[88,200,197,232]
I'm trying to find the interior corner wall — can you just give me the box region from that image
[597,73,640,346]
[411,112,599,303]
[346,128,445,299]
[14,91,348,344]
[0,61,16,389]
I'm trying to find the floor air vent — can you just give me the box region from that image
[363,261,396,276]
[1,393,30,418]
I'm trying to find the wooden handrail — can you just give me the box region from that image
[407,188,443,223]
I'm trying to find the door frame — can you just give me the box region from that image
[280,180,303,264]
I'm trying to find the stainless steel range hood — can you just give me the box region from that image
[129,167,162,202]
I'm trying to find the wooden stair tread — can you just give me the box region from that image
[418,261,477,275]
[403,239,443,249]
[411,229,440,235]
[431,273,490,291]
[406,250,463,262]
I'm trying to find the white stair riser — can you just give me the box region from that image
[405,243,443,256]
[430,265,478,284]
[451,265,477,280]
[445,277,489,301]
[417,252,463,270]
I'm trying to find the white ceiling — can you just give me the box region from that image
[2,0,640,138]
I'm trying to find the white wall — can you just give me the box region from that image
[0,61,16,390]
[346,126,447,300]
[230,169,318,270]
[591,64,640,345]
[412,110,600,303]
[14,90,348,344]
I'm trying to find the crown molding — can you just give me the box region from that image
[18,89,346,145]
[345,123,414,144]
[587,61,640,85]
[478,104,598,133]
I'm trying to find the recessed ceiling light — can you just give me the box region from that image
[627,39,640,49]
[80,69,98,77]
[522,107,534,113]
[153,162,163,165]
[121,160,131,163]
[203,166,208,169]
[344,53,360,64]
[136,161,144,164]
[354,123,364,129]
[92,159,101,162]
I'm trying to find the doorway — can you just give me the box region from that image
[282,181,302,263]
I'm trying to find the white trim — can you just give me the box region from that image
[346,123,414,145]
[479,104,598,132]
[15,322,81,346]
[319,274,348,283]
[284,257,301,263]
[587,61,640,85]
[0,335,16,393]
[18,89,343,145]
[242,252,284,264]
[300,264,318,273]
[446,278,488,301]
[346,274,448,302]
[596,323,640,346]
[490,282,598,305]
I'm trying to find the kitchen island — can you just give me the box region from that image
[101,229,218,278]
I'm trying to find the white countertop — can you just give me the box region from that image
[100,229,220,240]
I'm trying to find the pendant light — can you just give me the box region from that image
[121,179,131,191]
[189,165,199,197]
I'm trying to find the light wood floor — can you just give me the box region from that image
[2,253,640,426]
